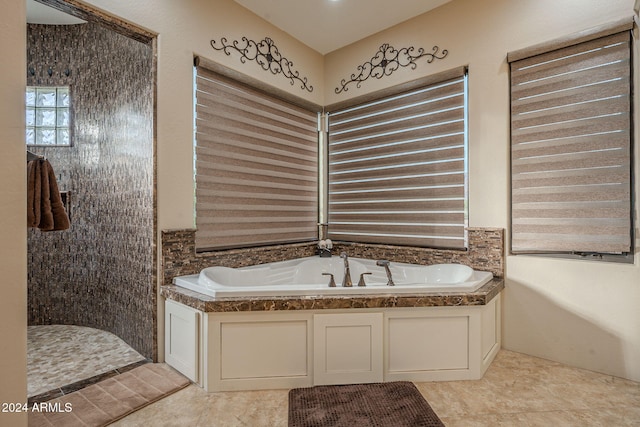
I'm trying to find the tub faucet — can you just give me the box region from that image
[376,260,395,286]
[358,272,372,287]
[322,273,336,287]
[340,252,352,287]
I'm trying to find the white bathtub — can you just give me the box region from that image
[173,256,493,298]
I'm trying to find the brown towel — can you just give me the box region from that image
[39,160,54,230]
[45,159,70,231]
[27,159,41,228]
[27,159,70,231]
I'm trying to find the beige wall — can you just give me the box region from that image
[85,0,324,230]
[0,0,27,425]
[326,0,639,381]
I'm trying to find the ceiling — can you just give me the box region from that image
[26,0,451,54]
[26,0,85,24]
[234,0,452,54]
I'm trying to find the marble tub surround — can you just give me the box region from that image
[161,228,504,287]
[160,277,504,313]
[27,325,148,401]
[332,228,504,278]
[162,229,317,286]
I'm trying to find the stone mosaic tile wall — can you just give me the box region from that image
[27,23,155,359]
[162,229,318,286]
[332,228,504,278]
[162,228,504,286]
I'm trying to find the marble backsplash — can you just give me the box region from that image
[161,228,504,286]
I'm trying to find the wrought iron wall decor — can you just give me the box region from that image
[211,36,313,92]
[335,43,448,94]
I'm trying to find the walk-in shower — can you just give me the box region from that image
[26,4,155,401]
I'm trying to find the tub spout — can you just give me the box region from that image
[340,252,352,287]
[376,260,395,286]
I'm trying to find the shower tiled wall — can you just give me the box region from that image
[27,22,155,359]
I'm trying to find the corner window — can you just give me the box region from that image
[326,68,469,249]
[508,24,634,260]
[193,64,319,251]
[26,86,71,146]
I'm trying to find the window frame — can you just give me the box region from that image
[26,85,72,147]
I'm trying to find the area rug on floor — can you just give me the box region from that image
[28,363,190,427]
[288,381,444,427]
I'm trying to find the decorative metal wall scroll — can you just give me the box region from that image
[211,36,313,92]
[335,44,448,94]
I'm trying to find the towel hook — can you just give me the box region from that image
[27,150,45,162]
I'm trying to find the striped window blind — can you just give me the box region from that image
[194,65,319,251]
[509,27,633,255]
[326,69,468,249]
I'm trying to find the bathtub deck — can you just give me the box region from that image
[160,277,504,312]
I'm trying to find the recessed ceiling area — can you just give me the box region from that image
[234,0,452,54]
[26,0,85,24]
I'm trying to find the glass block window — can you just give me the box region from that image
[26,86,71,146]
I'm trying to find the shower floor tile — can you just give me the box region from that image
[27,325,147,398]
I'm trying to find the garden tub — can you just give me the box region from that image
[173,256,493,298]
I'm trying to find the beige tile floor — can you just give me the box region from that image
[112,350,640,426]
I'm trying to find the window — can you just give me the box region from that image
[508,21,634,258]
[326,68,468,249]
[26,86,71,146]
[194,60,319,251]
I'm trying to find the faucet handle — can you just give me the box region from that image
[322,273,336,287]
[358,272,372,287]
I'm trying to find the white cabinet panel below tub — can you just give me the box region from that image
[165,300,199,382]
[175,294,502,392]
[220,321,308,379]
[205,312,313,391]
[482,296,499,359]
[387,315,469,372]
[384,301,500,382]
[314,313,383,385]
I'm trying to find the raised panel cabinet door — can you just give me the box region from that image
[314,312,383,385]
[165,300,199,382]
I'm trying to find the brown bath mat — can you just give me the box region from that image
[28,363,190,427]
[288,381,444,427]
